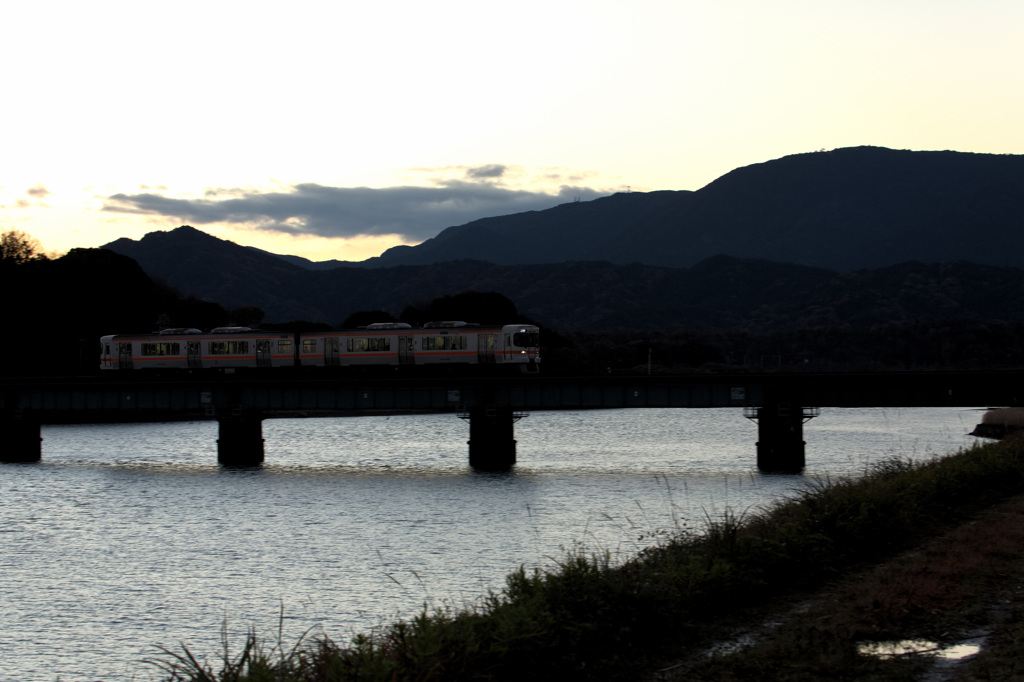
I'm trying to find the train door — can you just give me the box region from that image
[324,337,340,366]
[118,342,134,370]
[256,339,272,368]
[301,337,319,366]
[398,336,415,364]
[187,341,202,369]
[478,334,496,364]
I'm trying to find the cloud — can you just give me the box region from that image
[26,184,51,198]
[101,166,611,242]
[465,164,508,180]
[4,184,51,209]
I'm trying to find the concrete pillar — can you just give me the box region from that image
[0,414,42,463]
[754,403,807,473]
[467,406,517,471]
[217,411,264,467]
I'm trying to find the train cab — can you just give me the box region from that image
[499,324,541,371]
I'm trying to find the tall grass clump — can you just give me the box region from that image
[150,436,1024,682]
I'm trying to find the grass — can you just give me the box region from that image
[149,435,1024,681]
[674,478,1024,680]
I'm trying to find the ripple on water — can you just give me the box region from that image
[0,407,981,681]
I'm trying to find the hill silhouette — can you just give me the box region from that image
[99,224,1024,335]
[93,146,1024,370]
[361,146,1024,270]
[99,146,1024,329]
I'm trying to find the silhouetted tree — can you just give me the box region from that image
[261,320,334,332]
[230,305,266,328]
[400,291,522,326]
[0,228,47,265]
[341,310,398,328]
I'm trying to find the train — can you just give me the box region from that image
[99,321,541,373]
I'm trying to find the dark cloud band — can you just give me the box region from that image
[102,179,606,242]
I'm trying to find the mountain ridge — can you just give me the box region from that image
[319,146,1024,271]
[106,146,1024,274]
[99,146,1024,331]
[97,223,1024,333]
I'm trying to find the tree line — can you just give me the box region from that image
[4,228,1022,377]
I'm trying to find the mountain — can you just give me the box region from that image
[99,224,826,326]
[244,246,352,271]
[105,147,1024,276]
[98,222,1024,333]
[103,226,326,321]
[98,146,1024,332]
[358,146,1024,271]
[362,189,689,267]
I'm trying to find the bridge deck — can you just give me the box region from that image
[3,371,1018,422]
[3,371,1014,468]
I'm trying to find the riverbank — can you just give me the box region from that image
[652,482,1024,680]
[970,406,1024,439]
[151,429,1024,681]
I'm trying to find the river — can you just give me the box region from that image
[0,407,982,681]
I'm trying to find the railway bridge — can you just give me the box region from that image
[2,371,1019,472]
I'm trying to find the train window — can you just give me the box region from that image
[348,337,391,352]
[209,340,249,355]
[302,339,317,353]
[422,336,466,351]
[278,339,292,353]
[141,342,181,356]
[513,331,539,347]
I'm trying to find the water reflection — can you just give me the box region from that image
[858,637,984,660]
[2,407,982,682]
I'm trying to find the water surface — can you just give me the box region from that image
[0,407,981,681]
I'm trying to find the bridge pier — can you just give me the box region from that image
[463,406,519,471]
[745,404,820,473]
[217,410,265,467]
[0,413,41,463]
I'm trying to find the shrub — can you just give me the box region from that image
[151,438,1024,681]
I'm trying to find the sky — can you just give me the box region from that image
[3,0,1023,262]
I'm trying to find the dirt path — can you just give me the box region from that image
[650,493,1024,681]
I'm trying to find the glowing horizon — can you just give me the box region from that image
[3,0,1023,261]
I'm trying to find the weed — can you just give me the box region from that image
[149,437,1024,681]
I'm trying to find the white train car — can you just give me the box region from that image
[99,322,541,372]
[99,327,299,371]
[298,322,540,369]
